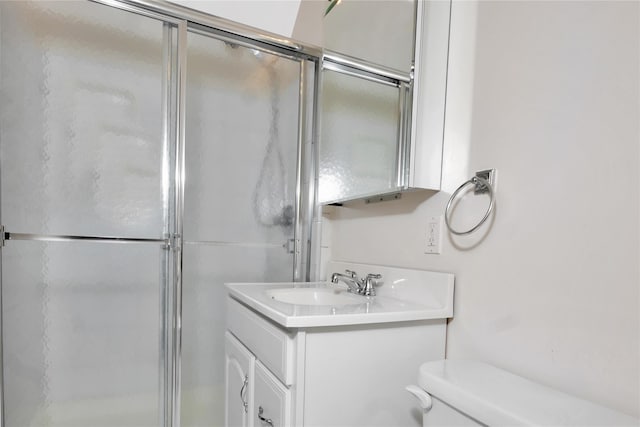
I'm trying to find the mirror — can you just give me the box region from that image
[318,0,451,204]
[318,69,403,203]
[323,0,416,73]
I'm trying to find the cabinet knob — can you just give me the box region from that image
[258,406,274,426]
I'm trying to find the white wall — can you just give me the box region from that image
[169,0,302,41]
[169,0,327,47]
[291,0,324,46]
[324,0,640,418]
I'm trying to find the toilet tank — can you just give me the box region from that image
[408,360,639,426]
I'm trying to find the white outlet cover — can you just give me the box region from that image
[425,215,442,254]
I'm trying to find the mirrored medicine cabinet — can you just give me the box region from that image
[318,0,452,204]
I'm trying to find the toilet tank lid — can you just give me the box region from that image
[418,360,638,427]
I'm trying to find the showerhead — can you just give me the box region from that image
[223,41,276,66]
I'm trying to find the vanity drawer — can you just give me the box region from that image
[227,297,295,386]
[254,360,292,427]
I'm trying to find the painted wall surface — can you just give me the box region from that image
[169,0,301,40]
[323,0,640,418]
[291,0,324,46]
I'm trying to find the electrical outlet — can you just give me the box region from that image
[425,216,442,254]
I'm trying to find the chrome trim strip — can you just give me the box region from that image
[293,60,305,281]
[160,22,173,427]
[403,82,414,188]
[172,18,188,427]
[183,241,285,249]
[409,0,424,189]
[410,0,419,75]
[397,82,407,188]
[89,0,182,24]
[322,61,400,88]
[187,24,306,63]
[309,60,322,282]
[323,50,411,83]
[303,59,320,282]
[396,81,413,189]
[4,232,168,244]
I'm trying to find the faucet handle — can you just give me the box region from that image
[345,269,358,279]
[362,273,382,296]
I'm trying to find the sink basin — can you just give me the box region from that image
[266,287,366,306]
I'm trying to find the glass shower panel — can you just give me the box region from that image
[183,32,301,244]
[180,244,293,426]
[319,70,401,203]
[182,31,302,427]
[2,241,164,426]
[0,1,167,239]
[0,2,173,427]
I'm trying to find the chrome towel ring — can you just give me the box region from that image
[444,170,496,235]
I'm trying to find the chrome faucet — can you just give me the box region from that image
[330,269,382,296]
[330,270,361,293]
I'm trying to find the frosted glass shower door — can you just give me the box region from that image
[181,30,303,427]
[0,2,175,426]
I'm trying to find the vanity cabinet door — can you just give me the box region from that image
[225,332,255,427]
[253,361,292,427]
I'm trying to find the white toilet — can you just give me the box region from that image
[407,360,639,426]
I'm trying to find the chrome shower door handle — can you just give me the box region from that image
[240,375,248,413]
[258,406,274,426]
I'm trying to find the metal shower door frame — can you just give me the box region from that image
[0,1,320,426]
[167,18,320,427]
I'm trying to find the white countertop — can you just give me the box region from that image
[226,262,455,328]
[226,281,449,328]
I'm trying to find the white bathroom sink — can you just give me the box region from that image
[266,287,365,306]
[226,261,455,328]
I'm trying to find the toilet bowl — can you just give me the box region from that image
[407,360,639,426]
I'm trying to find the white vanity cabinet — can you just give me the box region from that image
[225,330,293,427]
[225,298,448,427]
[225,300,295,427]
[225,332,293,427]
[225,262,455,426]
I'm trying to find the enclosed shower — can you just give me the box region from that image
[0,1,316,426]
